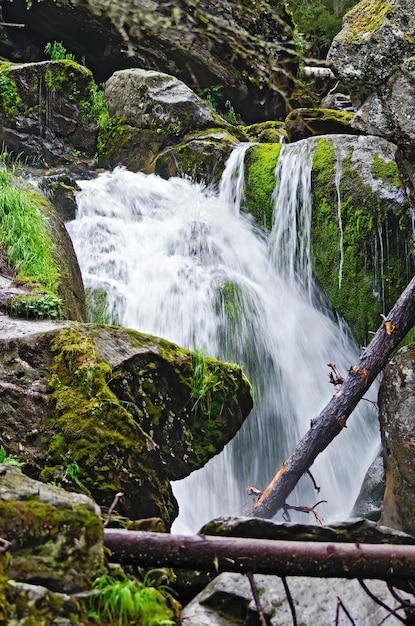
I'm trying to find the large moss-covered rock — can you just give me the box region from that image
[241,134,413,344]
[0,321,252,528]
[0,60,97,165]
[311,134,413,344]
[378,343,415,536]
[0,465,104,593]
[2,0,298,124]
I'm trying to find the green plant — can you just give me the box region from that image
[198,84,223,112]
[0,446,23,468]
[80,81,111,152]
[8,293,62,319]
[88,572,176,626]
[44,41,76,62]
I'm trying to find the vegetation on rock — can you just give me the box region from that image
[0,153,63,318]
[244,143,282,229]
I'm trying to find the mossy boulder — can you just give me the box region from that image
[0,321,252,528]
[310,134,413,345]
[0,60,97,165]
[154,129,242,185]
[102,69,234,172]
[239,133,413,344]
[327,0,415,106]
[0,465,104,594]
[242,121,287,144]
[284,108,355,142]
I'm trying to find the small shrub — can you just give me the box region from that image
[44,41,76,62]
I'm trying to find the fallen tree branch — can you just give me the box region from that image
[248,276,415,519]
[104,529,415,581]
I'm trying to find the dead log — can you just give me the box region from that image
[104,529,415,581]
[249,275,415,519]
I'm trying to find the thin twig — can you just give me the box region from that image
[282,500,327,525]
[103,492,124,528]
[0,22,25,28]
[358,580,407,624]
[281,576,297,626]
[336,597,356,625]
[247,572,268,626]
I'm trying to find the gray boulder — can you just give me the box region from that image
[102,68,239,172]
[0,464,104,593]
[327,0,415,204]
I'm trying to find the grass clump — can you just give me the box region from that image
[88,571,176,625]
[0,152,62,317]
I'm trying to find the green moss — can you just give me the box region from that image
[0,67,21,117]
[97,116,133,163]
[42,327,149,496]
[43,60,89,95]
[343,0,393,43]
[372,153,402,187]
[244,143,282,229]
[311,137,413,345]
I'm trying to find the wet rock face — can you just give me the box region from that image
[2,0,298,124]
[379,343,415,536]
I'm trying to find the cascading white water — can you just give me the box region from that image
[67,140,380,533]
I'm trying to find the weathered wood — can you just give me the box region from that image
[250,276,415,519]
[104,529,415,581]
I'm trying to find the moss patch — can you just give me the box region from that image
[41,325,176,523]
[244,143,282,230]
[0,499,103,593]
[343,0,393,43]
[372,152,402,187]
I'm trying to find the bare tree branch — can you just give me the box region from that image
[248,276,415,520]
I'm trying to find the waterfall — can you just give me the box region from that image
[67,141,380,533]
[334,143,345,290]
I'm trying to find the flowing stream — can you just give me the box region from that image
[67,140,380,533]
